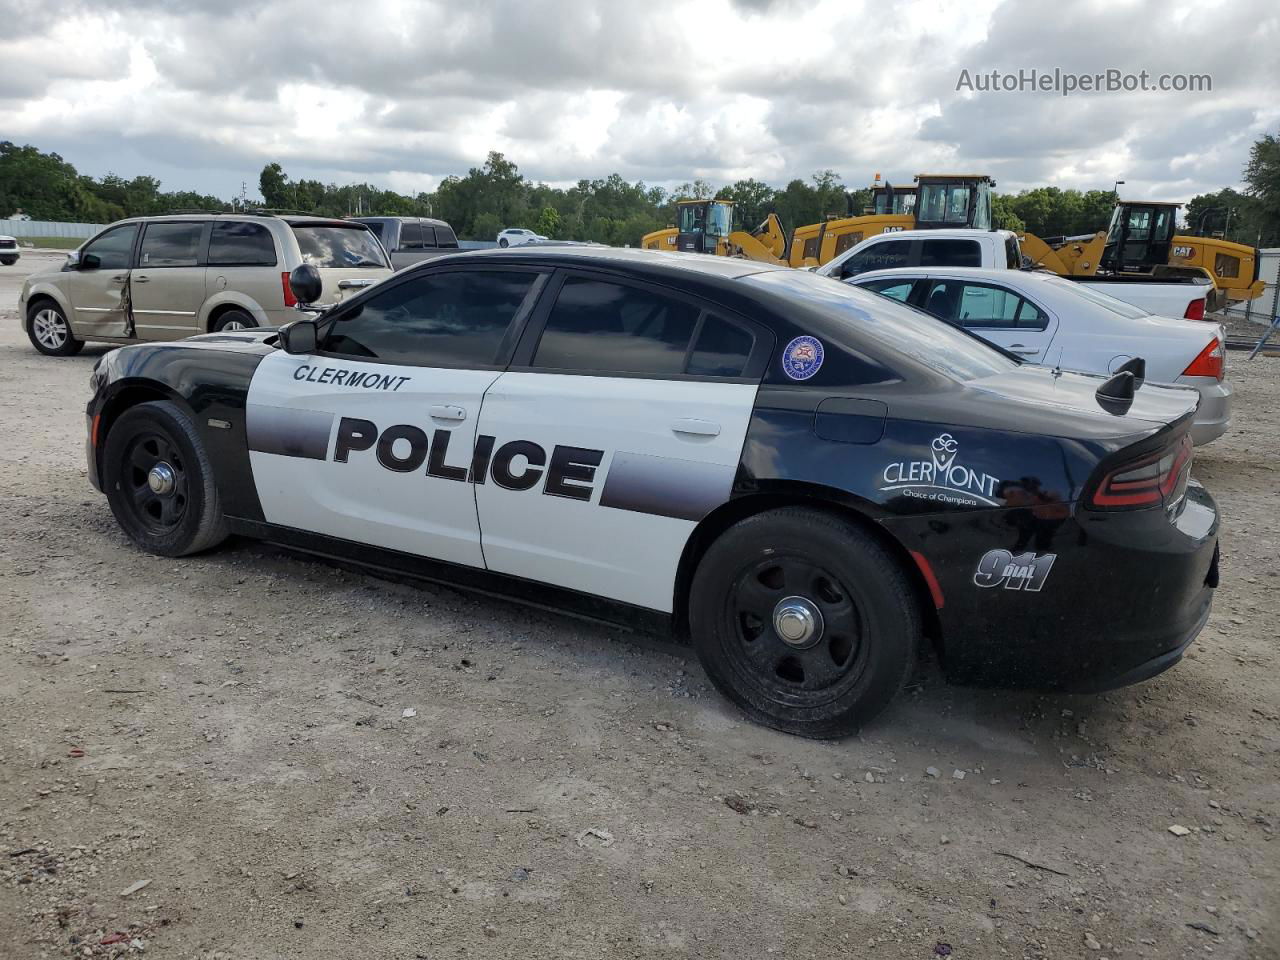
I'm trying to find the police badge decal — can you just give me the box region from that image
[782,335,824,381]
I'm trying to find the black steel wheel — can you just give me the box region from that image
[101,401,228,556]
[690,507,921,738]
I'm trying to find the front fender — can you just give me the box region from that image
[21,280,75,330]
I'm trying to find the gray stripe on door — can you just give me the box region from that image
[599,451,735,522]
[246,406,333,460]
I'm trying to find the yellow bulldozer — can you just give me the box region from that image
[640,198,788,264]
[1018,200,1264,310]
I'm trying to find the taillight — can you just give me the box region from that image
[281,271,297,307]
[1183,298,1205,321]
[1089,434,1193,510]
[1182,337,1224,380]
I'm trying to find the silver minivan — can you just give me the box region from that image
[19,213,392,355]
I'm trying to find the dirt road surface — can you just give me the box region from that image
[2,251,1277,959]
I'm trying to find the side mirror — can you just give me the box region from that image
[80,253,101,271]
[289,263,323,306]
[279,319,318,355]
[64,251,82,271]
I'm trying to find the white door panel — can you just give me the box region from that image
[246,351,497,567]
[474,372,758,612]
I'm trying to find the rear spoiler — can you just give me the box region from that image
[1096,358,1146,412]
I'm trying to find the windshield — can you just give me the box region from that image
[706,203,732,237]
[917,183,971,224]
[1041,275,1150,318]
[291,225,389,268]
[741,270,1020,382]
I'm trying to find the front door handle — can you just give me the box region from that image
[110,275,128,284]
[133,275,150,283]
[1008,343,1038,355]
[671,418,721,437]
[429,404,466,422]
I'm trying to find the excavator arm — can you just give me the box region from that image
[726,213,788,264]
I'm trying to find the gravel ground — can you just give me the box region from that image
[1,250,1277,959]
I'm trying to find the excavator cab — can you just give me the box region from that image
[675,199,734,254]
[1101,201,1178,272]
[868,184,917,216]
[913,175,995,230]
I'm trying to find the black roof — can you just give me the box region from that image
[421,245,789,281]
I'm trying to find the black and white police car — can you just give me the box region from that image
[86,247,1220,737]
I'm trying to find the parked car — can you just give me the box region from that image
[85,246,1218,737]
[815,228,1212,320]
[19,214,392,356]
[848,266,1231,444]
[349,216,459,270]
[0,234,19,266]
[497,228,547,247]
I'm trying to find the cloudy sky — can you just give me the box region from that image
[2,0,1277,202]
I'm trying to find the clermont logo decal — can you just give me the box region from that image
[782,335,824,380]
[974,549,1056,592]
[880,432,1000,507]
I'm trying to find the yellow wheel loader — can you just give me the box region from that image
[787,174,994,267]
[641,199,787,264]
[1019,200,1264,310]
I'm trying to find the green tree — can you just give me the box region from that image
[534,205,562,237]
[716,178,776,231]
[259,163,289,209]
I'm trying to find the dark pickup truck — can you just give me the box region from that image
[351,217,460,270]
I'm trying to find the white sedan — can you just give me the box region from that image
[847,266,1231,445]
[496,228,547,247]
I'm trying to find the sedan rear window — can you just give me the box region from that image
[742,270,1019,382]
[291,225,389,268]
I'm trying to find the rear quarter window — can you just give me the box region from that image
[291,225,389,268]
[208,221,277,267]
[921,238,982,268]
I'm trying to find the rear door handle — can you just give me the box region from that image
[671,418,720,437]
[429,404,466,422]
[110,275,128,284]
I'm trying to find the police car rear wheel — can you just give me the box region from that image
[102,401,229,557]
[690,507,920,738]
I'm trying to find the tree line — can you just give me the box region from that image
[3,135,1277,247]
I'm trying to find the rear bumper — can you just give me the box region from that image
[887,481,1220,692]
[1183,377,1231,445]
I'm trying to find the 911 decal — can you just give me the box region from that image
[974,549,1056,592]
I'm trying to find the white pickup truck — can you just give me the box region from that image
[815,228,1213,320]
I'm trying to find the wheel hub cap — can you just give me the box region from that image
[773,596,824,649]
[147,462,177,496]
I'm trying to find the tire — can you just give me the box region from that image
[101,401,229,557]
[689,507,920,738]
[26,302,84,356]
[0,257,17,266]
[211,309,256,332]
[498,237,509,247]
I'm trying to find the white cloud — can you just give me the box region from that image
[1,0,1275,201]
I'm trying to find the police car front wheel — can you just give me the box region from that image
[690,507,920,738]
[102,401,229,557]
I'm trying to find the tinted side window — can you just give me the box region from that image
[209,221,277,266]
[533,278,700,376]
[399,220,422,250]
[436,226,459,248]
[323,270,540,365]
[687,315,754,377]
[1004,235,1022,269]
[921,238,982,268]
[860,278,917,302]
[838,239,911,279]
[925,280,1049,331]
[140,222,202,267]
[421,226,437,247]
[82,224,139,270]
[833,230,864,257]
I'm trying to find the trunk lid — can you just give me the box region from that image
[969,365,1199,428]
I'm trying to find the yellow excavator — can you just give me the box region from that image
[640,199,788,263]
[1019,200,1264,309]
